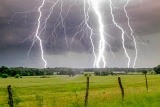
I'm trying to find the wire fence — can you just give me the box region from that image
[0,76,126,107]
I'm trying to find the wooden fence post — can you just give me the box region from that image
[145,74,148,91]
[7,85,14,107]
[84,76,89,107]
[118,77,124,101]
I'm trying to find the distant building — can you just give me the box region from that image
[112,71,126,75]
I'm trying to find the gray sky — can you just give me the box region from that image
[0,0,160,68]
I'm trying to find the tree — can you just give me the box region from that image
[15,74,20,78]
[0,66,10,74]
[67,69,76,77]
[153,65,160,74]
[1,74,8,78]
[94,71,100,76]
[142,70,148,74]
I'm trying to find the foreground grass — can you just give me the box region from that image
[0,75,160,107]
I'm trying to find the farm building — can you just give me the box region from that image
[112,71,126,75]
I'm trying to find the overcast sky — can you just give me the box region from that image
[0,0,160,68]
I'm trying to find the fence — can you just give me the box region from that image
[0,75,150,107]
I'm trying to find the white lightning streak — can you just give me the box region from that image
[35,0,47,68]
[39,0,60,37]
[109,0,131,68]
[84,0,97,67]
[60,0,69,48]
[124,0,138,68]
[90,0,106,68]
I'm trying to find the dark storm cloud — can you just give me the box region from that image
[0,0,160,67]
[125,0,160,35]
[0,0,159,48]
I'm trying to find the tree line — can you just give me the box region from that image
[0,65,160,77]
[0,66,82,77]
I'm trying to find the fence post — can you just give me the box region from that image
[84,76,89,107]
[7,85,14,107]
[145,74,148,91]
[118,77,124,101]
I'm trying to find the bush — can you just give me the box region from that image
[1,74,8,78]
[94,71,100,76]
[150,71,156,75]
[153,65,160,74]
[94,71,111,76]
[15,74,20,78]
[101,71,110,76]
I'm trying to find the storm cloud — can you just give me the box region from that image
[0,0,160,68]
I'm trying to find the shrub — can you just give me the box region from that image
[101,71,110,76]
[94,71,100,76]
[84,74,88,76]
[94,71,111,76]
[1,74,8,78]
[150,71,156,75]
[153,65,160,74]
[15,74,20,78]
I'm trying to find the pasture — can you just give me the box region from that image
[1,75,160,107]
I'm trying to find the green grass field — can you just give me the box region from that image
[1,75,160,107]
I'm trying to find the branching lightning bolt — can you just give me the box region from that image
[124,0,138,68]
[35,0,47,68]
[90,0,106,68]
[84,0,97,67]
[109,0,131,68]
[83,0,107,68]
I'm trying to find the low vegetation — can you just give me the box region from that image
[1,74,8,78]
[14,74,20,78]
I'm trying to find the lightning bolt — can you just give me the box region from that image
[83,0,107,68]
[124,0,138,68]
[84,0,97,67]
[90,0,106,68]
[109,0,131,68]
[28,0,61,68]
[35,0,47,68]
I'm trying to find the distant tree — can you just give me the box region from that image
[0,66,10,74]
[1,74,8,78]
[94,71,111,76]
[53,67,59,74]
[153,65,160,74]
[142,70,148,74]
[101,71,110,76]
[67,69,76,77]
[94,71,100,76]
[15,74,20,78]
[11,69,18,76]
